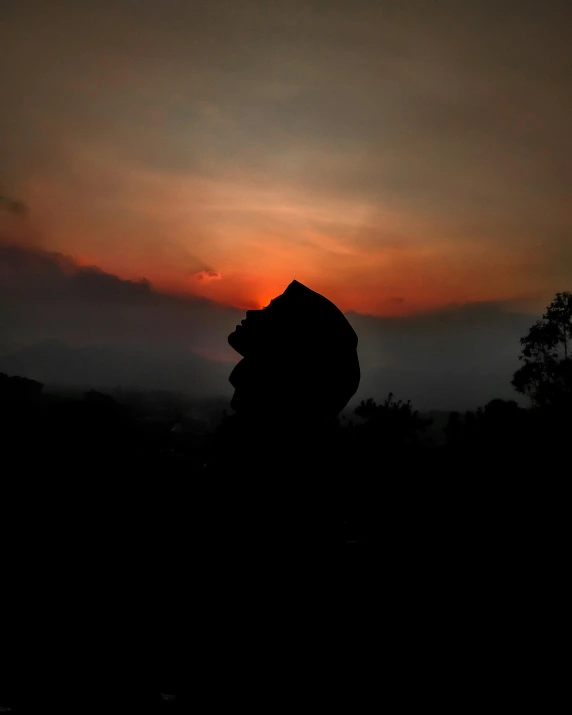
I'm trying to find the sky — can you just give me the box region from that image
[1,0,571,408]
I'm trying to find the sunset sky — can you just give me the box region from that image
[1,1,571,408]
[2,0,571,315]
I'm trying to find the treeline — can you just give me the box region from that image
[2,365,570,560]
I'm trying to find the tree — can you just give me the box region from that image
[354,393,431,443]
[512,292,572,408]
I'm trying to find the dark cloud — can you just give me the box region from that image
[0,243,535,409]
[0,195,28,217]
[0,244,241,393]
[193,270,222,281]
[348,304,533,410]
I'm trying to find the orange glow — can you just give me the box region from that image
[258,296,276,310]
[14,143,556,319]
[2,0,570,330]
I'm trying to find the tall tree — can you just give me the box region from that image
[512,292,572,407]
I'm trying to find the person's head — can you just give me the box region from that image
[228,280,360,421]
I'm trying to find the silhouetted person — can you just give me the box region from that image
[204,279,360,555]
[179,281,361,705]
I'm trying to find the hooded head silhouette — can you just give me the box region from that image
[228,280,360,421]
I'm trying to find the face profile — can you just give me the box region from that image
[228,280,360,420]
[228,293,290,358]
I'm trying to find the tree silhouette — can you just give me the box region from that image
[512,292,572,408]
[354,392,431,444]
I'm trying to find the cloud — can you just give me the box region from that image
[347,302,534,410]
[0,195,28,217]
[193,270,222,281]
[0,244,240,387]
[1,0,571,314]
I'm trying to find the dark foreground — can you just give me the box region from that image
[0,382,568,710]
[1,471,565,712]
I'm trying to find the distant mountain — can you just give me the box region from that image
[0,340,234,398]
[354,363,525,412]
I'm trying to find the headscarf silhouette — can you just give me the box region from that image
[227,280,360,422]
